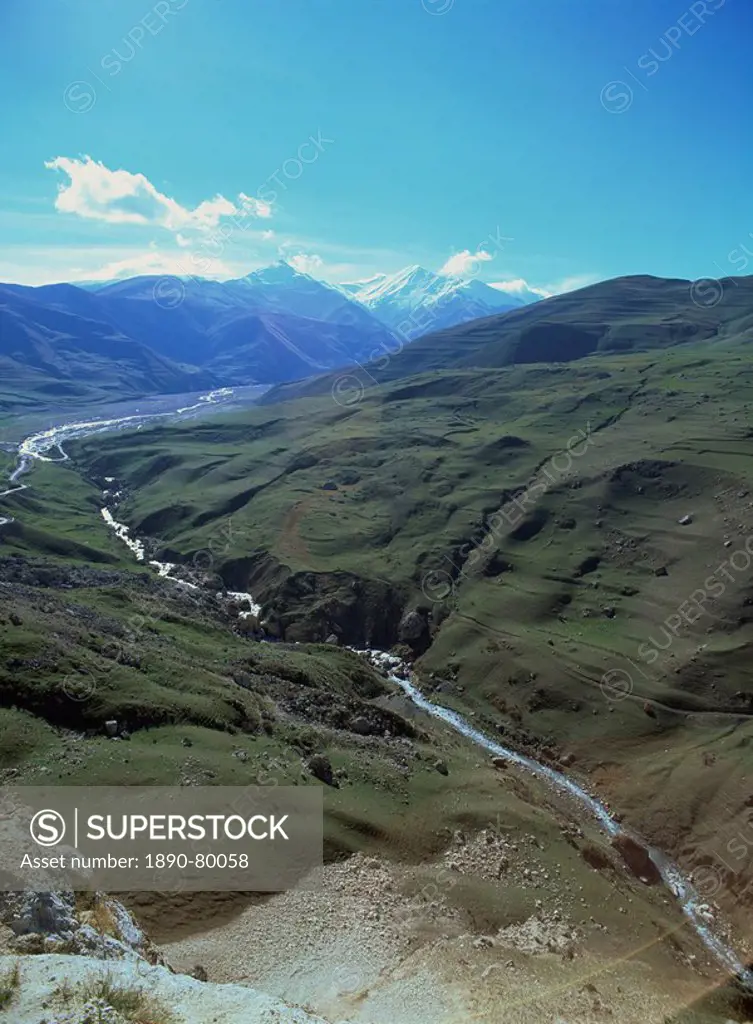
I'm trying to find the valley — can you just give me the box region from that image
[2,332,753,1021]
[4,5,752,1020]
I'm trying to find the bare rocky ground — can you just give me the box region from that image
[0,835,750,1024]
[1,768,747,1022]
[163,836,733,1024]
[0,954,336,1024]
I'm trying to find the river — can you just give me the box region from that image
[0,394,750,990]
[0,385,266,519]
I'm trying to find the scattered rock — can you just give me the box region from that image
[679,514,693,525]
[655,566,668,577]
[104,720,119,738]
[321,480,338,491]
[434,759,449,776]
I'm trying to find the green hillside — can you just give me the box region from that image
[38,343,753,945]
[266,274,753,404]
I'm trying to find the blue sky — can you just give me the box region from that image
[0,0,750,294]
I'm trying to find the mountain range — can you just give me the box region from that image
[265,273,753,402]
[0,261,542,410]
[339,264,529,338]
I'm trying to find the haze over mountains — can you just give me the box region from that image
[0,260,543,409]
[4,259,752,419]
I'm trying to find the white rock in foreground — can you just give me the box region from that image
[1,954,353,1024]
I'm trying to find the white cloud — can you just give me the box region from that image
[489,274,601,299]
[287,252,324,274]
[489,278,552,299]
[238,192,272,219]
[261,229,275,240]
[71,246,234,282]
[543,273,600,294]
[438,248,493,278]
[44,156,272,235]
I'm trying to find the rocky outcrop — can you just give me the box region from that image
[0,892,163,963]
[216,549,408,647]
[271,573,406,647]
[397,608,431,653]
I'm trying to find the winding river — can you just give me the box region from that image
[1,396,751,989]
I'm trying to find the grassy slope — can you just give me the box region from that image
[265,273,753,405]
[60,343,753,943]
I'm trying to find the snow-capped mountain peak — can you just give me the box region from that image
[241,260,309,285]
[340,264,538,339]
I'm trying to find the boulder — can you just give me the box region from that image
[349,716,374,736]
[398,610,427,644]
[306,754,336,786]
[260,617,282,639]
[610,834,662,885]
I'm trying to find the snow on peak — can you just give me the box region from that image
[340,264,538,339]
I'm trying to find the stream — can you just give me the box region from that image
[0,386,263,521]
[1,399,751,990]
[364,651,752,985]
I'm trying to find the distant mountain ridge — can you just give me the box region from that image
[0,262,401,408]
[340,264,531,337]
[0,283,215,409]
